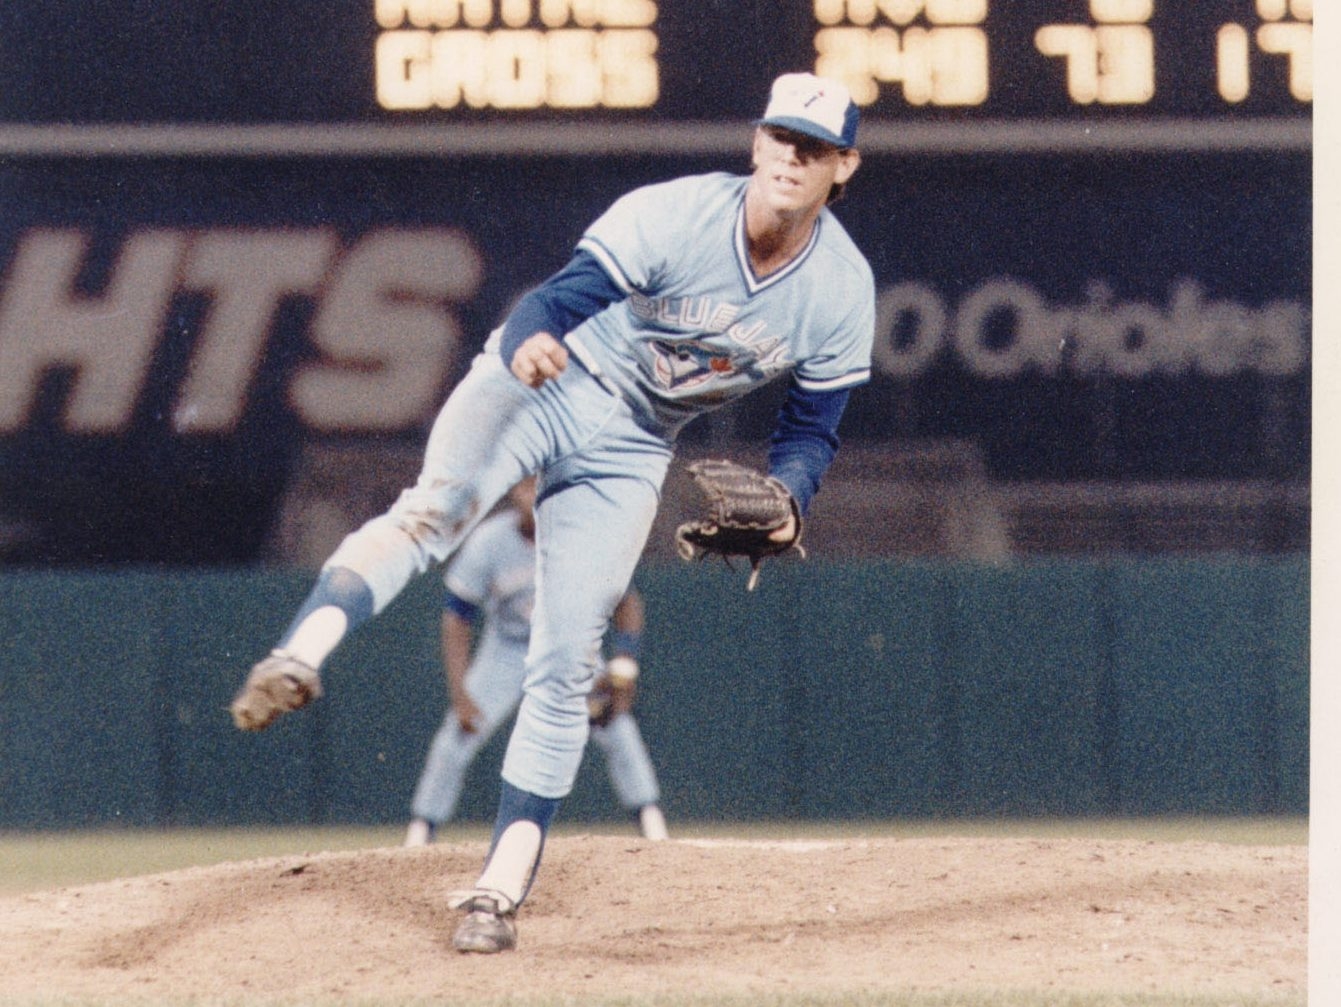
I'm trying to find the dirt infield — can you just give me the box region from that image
[0,835,1305,1005]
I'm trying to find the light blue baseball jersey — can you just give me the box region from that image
[562,172,875,436]
[443,510,535,644]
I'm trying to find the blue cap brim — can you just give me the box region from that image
[756,115,853,150]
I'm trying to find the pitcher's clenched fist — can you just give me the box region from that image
[510,332,568,387]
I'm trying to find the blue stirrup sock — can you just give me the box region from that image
[475,781,561,907]
[276,567,375,667]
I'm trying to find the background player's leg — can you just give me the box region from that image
[589,713,667,838]
[408,638,529,841]
[406,719,491,845]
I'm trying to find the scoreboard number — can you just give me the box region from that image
[375,0,659,110]
[369,1,1312,117]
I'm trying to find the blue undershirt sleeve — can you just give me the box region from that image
[767,382,850,516]
[500,250,626,366]
[443,590,480,625]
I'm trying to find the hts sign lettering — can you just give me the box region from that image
[0,228,482,435]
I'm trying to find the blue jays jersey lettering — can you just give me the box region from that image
[443,511,535,643]
[565,172,874,434]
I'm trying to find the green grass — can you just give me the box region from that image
[0,816,1306,897]
[0,824,408,896]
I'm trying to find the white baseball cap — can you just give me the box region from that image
[758,72,860,149]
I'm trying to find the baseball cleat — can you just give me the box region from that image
[229,650,323,731]
[451,895,518,954]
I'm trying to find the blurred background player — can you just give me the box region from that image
[404,476,668,846]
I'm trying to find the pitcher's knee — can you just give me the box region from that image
[314,568,374,621]
[389,479,482,555]
[526,659,599,721]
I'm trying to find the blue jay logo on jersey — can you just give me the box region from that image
[649,339,738,390]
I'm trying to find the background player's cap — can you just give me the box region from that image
[757,73,860,150]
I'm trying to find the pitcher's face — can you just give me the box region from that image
[751,126,859,213]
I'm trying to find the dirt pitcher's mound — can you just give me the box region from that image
[0,835,1305,1005]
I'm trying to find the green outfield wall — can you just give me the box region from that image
[0,557,1308,829]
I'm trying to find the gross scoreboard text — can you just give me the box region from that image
[373,1,1312,117]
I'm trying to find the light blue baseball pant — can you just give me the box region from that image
[325,351,672,800]
[587,713,662,811]
[410,633,662,823]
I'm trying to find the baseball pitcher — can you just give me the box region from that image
[231,71,874,954]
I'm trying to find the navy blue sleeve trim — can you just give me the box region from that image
[610,629,643,660]
[767,382,850,515]
[443,591,480,624]
[500,249,625,366]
